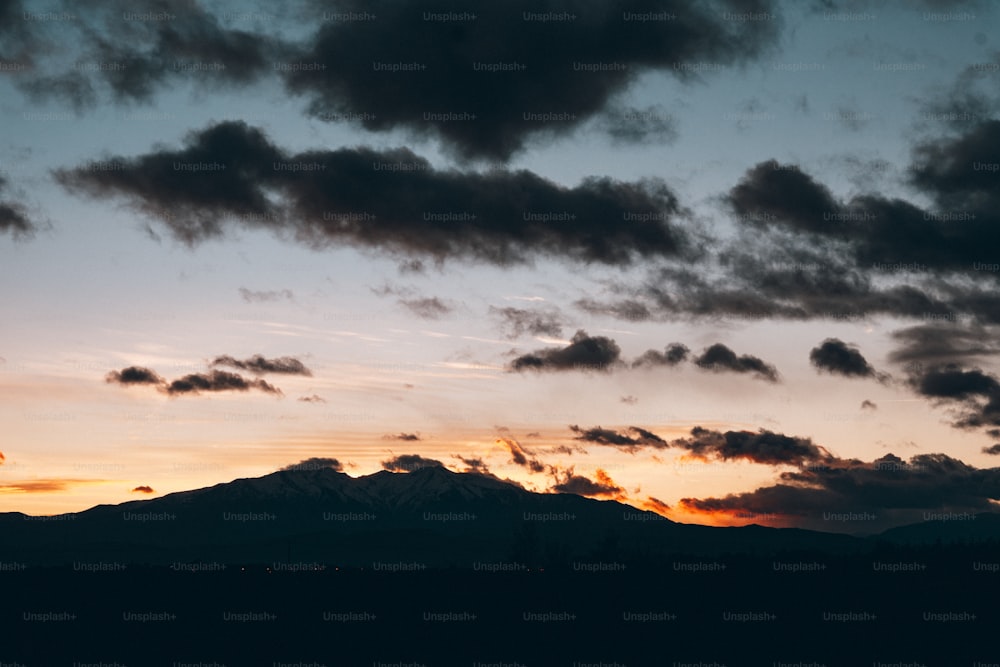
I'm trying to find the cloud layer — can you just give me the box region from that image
[56,121,693,267]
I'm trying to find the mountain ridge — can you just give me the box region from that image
[2,466,997,567]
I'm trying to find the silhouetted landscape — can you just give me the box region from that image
[5,0,1000,663]
[3,468,998,664]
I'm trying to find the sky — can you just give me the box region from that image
[1,0,1000,532]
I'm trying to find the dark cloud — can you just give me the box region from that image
[694,343,779,382]
[0,175,36,238]
[597,104,679,146]
[8,1,778,159]
[569,425,667,453]
[908,364,1000,430]
[861,400,878,410]
[911,364,1000,400]
[910,120,1000,225]
[489,306,564,339]
[643,496,672,514]
[454,455,491,474]
[680,452,1000,531]
[631,343,689,369]
[726,140,1000,278]
[106,364,282,396]
[239,288,294,303]
[9,0,286,109]
[56,121,692,267]
[587,248,1000,327]
[983,444,1000,455]
[297,394,326,403]
[381,453,445,472]
[281,457,344,472]
[620,395,638,405]
[550,468,624,498]
[210,354,312,376]
[384,433,421,442]
[889,323,1000,367]
[105,366,166,386]
[727,160,841,235]
[670,426,833,466]
[399,297,453,319]
[575,298,652,322]
[131,485,155,494]
[285,0,780,160]
[54,122,284,244]
[0,451,5,465]
[496,437,546,473]
[165,370,282,396]
[809,338,877,378]
[509,330,622,373]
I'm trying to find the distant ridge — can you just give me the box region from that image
[1,466,997,566]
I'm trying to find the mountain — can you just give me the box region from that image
[2,466,996,567]
[875,510,1000,545]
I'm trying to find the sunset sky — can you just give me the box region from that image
[2,0,1000,532]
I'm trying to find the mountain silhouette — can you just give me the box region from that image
[2,466,998,567]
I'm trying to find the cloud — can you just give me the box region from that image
[809,338,878,378]
[0,175,35,238]
[239,288,294,303]
[165,370,282,396]
[888,323,1000,367]
[597,104,679,146]
[694,343,779,382]
[861,400,878,410]
[727,160,841,235]
[509,330,622,372]
[550,468,624,498]
[680,452,1000,530]
[56,121,692,267]
[399,297,453,320]
[454,455,491,475]
[7,1,286,110]
[210,354,312,376]
[620,395,638,405]
[384,433,421,442]
[106,364,281,396]
[643,496,672,514]
[983,444,1000,455]
[281,457,344,472]
[381,454,445,472]
[0,481,69,493]
[569,123,1000,328]
[590,251,1000,326]
[726,143,1000,278]
[631,343,690,368]
[489,306,564,339]
[297,394,326,403]
[0,451,5,465]
[670,426,834,466]
[576,298,652,322]
[569,425,668,453]
[496,437,546,473]
[8,1,778,161]
[285,0,780,160]
[907,364,1000,430]
[131,485,155,493]
[105,366,166,386]
[911,364,1000,400]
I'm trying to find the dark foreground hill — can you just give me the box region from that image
[7,465,991,567]
[2,467,998,665]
